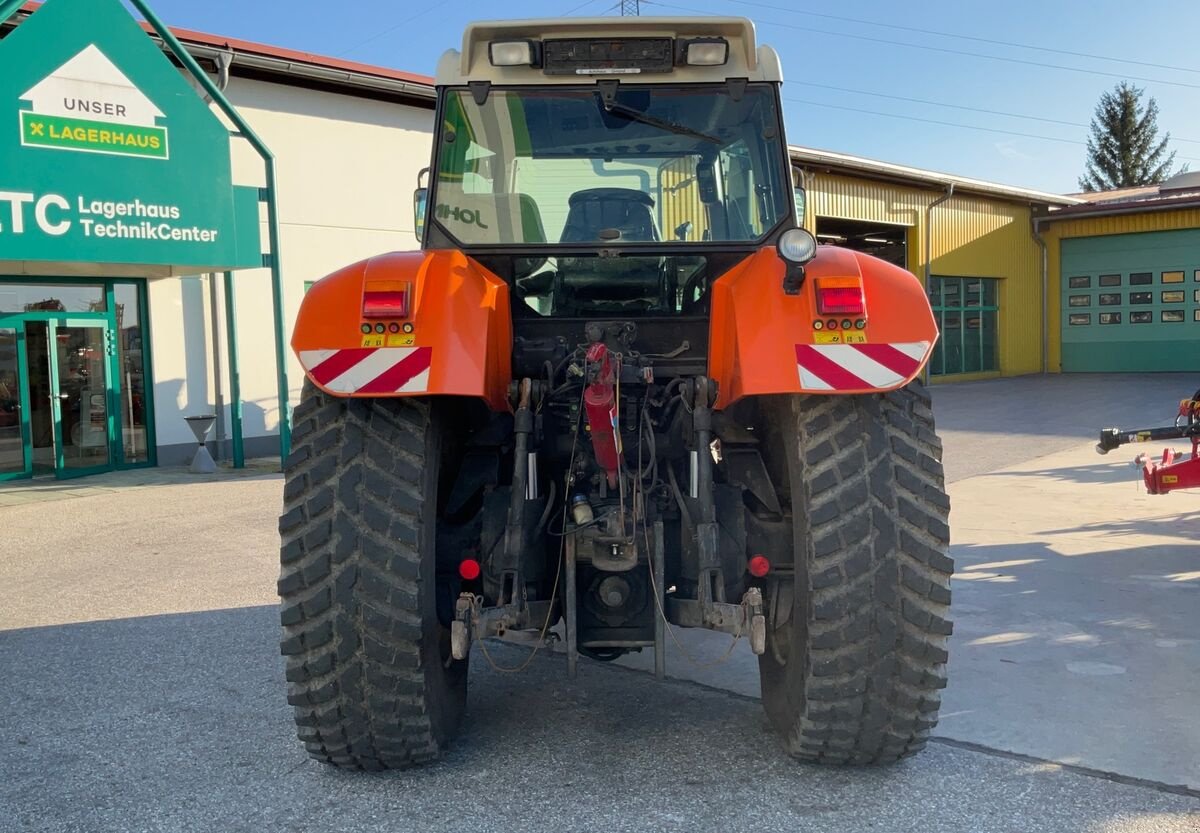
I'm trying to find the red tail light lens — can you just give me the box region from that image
[747,554,771,578]
[362,282,411,318]
[815,279,865,316]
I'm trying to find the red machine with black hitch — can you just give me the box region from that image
[1097,390,1200,494]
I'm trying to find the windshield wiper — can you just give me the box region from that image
[601,99,723,146]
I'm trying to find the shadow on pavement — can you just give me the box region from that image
[1,605,1196,833]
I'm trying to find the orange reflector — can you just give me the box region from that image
[363,280,411,319]
[747,555,771,578]
[459,558,481,581]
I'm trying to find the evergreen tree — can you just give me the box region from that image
[1078,82,1176,191]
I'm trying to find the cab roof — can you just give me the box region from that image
[435,16,782,86]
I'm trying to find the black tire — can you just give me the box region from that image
[278,383,467,771]
[758,382,952,765]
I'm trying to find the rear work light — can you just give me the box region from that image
[489,40,537,67]
[682,38,729,66]
[815,278,865,316]
[362,281,411,319]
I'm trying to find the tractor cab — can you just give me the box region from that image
[419,17,796,321]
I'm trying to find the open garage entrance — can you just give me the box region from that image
[814,217,908,268]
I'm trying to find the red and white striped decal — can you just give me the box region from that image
[795,342,929,391]
[299,347,432,394]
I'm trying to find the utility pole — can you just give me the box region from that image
[620,0,640,14]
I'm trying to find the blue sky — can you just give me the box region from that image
[130,0,1200,194]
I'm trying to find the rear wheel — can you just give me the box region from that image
[278,383,466,770]
[758,383,952,764]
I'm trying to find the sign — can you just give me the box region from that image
[0,0,261,273]
[21,44,169,159]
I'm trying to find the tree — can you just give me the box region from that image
[1078,82,1176,191]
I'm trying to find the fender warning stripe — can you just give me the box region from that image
[299,347,433,394]
[853,343,926,378]
[795,345,871,389]
[308,347,376,386]
[356,347,433,394]
[795,341,929,391]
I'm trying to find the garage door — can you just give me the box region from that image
[1061,230,1200,372]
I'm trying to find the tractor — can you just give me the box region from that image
[279,16,952,770]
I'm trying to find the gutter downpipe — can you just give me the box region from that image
[923,183,954,384]
[207,273,226,456]
[203,51,234,462]
[1031,214,1049,375]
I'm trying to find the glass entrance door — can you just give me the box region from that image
[0,327,30,479]
[26,319,114,479]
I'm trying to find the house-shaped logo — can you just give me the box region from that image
[19,43,168,160]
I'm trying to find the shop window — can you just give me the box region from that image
[1068,276,1091,289]
[928,276,999,376]
[1161,310,1185,322]
[1098,293,1121,306]
[1131,311,1153,324]
[1099,312,1121,325]
[1068,295,1090,307]
[1098,274,1121,287]
[1162,290,1185,304]
[0,283,106,313]
[1130,292,1153,304]
[1129,272,1153,285]
[1069,313,1091,325]
[1162,270,1185,284]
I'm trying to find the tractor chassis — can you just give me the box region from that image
[450,372,768,676]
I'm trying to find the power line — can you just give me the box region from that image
[782,97,1200,164]
[720,0,1200,77]
[644,1,1200,91]
[335,0,451,57]
[561,0,610,14]
[793,81,1200,146]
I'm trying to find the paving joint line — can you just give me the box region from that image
[485,639,1200,801]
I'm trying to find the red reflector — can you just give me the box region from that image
[459,559,481,581]
[362,289,409,319]
[747,555,771,578]
[816,286,865,316]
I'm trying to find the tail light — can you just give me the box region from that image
[362,280,411,318]
[815,277,865,316]
[747,554,771,578]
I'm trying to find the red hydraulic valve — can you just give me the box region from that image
[584,342,621,488]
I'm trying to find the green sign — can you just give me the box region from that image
[0,0,261,272]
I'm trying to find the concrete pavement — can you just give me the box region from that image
[1,373,1197,830]
[2,611,1197,833]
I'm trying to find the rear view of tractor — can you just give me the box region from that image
[279,17,952,770]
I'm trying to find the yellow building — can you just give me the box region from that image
[791,146,1078,380]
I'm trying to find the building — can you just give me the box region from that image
[2,3,1178,482]
[1038,172,1200,372]
[790,147,1077,378]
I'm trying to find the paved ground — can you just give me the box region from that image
[1,373,1197,831]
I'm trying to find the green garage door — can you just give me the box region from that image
[1061,230,1200,371]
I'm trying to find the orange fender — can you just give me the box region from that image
[709,246,937,408]
[291,251,513,411]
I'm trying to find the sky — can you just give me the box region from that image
[124,0,1200,195]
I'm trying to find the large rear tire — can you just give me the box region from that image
[758,383,952,765]
[278,383,466,770]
